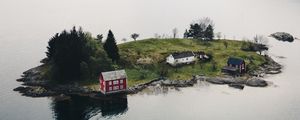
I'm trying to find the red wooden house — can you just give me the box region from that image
[99,70,127,94]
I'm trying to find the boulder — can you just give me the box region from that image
[206,78,226,84]
[228,84,245,90]
[266,70,281,74]
[206,77,246,85]
[246,78,268,87]
[13,86,30,92]
[270,32,294,42]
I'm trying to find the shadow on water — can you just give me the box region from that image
[50,95,128,120]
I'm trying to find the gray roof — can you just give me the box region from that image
[171,51,195,59]
[101,70,127,81]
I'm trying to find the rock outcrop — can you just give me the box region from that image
[245,78,268,87]
[197,76,268,88]
[270,32,294,42]
[249,56,282,77]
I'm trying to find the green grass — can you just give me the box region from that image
[118,38,266,86]
[42,38,266,88]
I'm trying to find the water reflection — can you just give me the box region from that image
[50,95,128,120]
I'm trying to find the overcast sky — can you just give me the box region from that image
[0,0,299,42]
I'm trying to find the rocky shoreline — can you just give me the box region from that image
[14,56,282,99]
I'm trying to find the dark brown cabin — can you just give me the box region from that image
[222,57,246,74]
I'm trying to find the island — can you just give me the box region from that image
[14,22,282,99]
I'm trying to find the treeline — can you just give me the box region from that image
[43,17,216,82]
[184,17,214,40]
[44,27,119,82]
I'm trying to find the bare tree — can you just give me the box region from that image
[154,33,161,39]
[189,17,215,40]
[223,41,228,49]
[96,34,103,43]
[131,33,139,41]
[193,17,214,30]
[162,34,166,39]
[122,38,127,43]
[253,35,268,45]
[242,37,250,41]
[172,28,178,38]
[253,35,269,55]
[215,32,222,40]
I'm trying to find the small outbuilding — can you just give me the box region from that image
[99,70,127,94]
[195,51,210,61]
[222,57,246,74]
[166,51,196,66]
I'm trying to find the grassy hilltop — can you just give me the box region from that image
[39,25,267,89]
[118,38,266,86]
[39,37,266,90]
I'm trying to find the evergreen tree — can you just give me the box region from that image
[103,30,120,62]
[186,17,215,40]
[96,34,103,43]
[46,26,91,81]
[46,33,59,62]
[188,24,203,40]
[183,29,189,38]
[204,25,214,40]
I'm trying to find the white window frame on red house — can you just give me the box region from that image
[120,79,123,84]
[113,86,119,90]
[113,80,119,85]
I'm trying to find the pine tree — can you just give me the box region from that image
[46,33,59,61]
[183,29,189,38]
[204,25,214,40]
[96,34,103,43]
[188,24,203,40]
[45,26,91,81]
[103,30,120,62]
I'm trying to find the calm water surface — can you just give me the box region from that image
[0,0,299,120]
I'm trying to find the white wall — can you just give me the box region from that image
[166,55,195,65]
[175,56,195,64]
[166,55,175,65]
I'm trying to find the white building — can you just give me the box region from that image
[166,51,196,66]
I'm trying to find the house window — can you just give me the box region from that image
[120,85,123,89]
[120,79,123,84]
[109,87,112,91]
[175,60,178,62]
[113,80,119,85]
[113,86,119,90]
[109,81,112,85]
[186,58,188,60]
